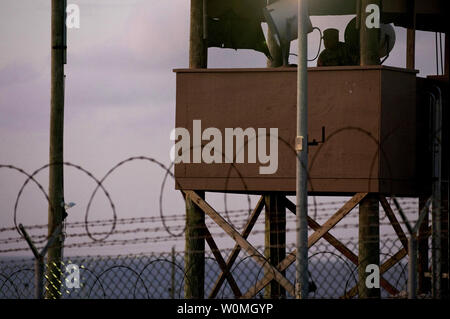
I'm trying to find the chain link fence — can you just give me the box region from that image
[0,234,416,299]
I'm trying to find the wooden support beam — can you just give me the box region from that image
[264,193,286,299]
[406,29,416,69]
[309,193,368,245]
[185,191,205,299]
[359,1,382,297]
[208,196,264,298]
[190,0,207,68]
[358,194,381,299]
[285,198,399,296]
[241,193,368,298]
[379,196,409,251]
[185,0,207,300]
[266,0,283,67]
[204,226,242,298]
[184,191,295,297]
[343,248,407,299]
[418,195,430,294]
[359,0,381,65]
[285,198,358,264]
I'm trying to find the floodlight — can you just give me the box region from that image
[345,18,396,59]
[379,23,396,58]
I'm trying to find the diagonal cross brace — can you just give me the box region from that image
[241,192,368,298]
[285,197,399,296]
[342,248,407,298]
[208,195,265,299]
[184,191,296,297]
[204,225,242,297]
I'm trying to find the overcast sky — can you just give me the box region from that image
[0,0,439,255]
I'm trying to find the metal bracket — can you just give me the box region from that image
[308,126,326,147]
[295,136,304,151]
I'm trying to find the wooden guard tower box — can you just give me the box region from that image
[174,66,418,196]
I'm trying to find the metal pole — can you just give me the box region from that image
[408,236,418,299]
[295,0,309,299]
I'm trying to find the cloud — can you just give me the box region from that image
[123,0,190,69]
[0,61,46,88]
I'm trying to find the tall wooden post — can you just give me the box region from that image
[406,29,415,69]
[45,0,66,299]
[358,194,380,298]
[418,196,430,294]
[359,0,381,65]
[185,0,207,300]
[264,194,286,299]
[357,0,381,299]
[185,191,205,299]
[266,0,283,67]
[264,1,286,298]
[265,1,285,297]
[441,43,449,296]
[190,0,207,69]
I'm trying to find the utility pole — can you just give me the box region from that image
[295,0,309,299]
[185,0,207,299]
[46,0,66,299]
[189,0,207,69]
[357,0,381,299]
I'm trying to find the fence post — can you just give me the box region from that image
[171,246,176,299]
[408,237,418,299]
[20,223,62,299]
[35,256,44,299]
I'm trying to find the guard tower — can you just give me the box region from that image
[174,0,448,299]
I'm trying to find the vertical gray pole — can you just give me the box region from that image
[46,0,66,299]
[408,237,418,299]
[295,0,309,299]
